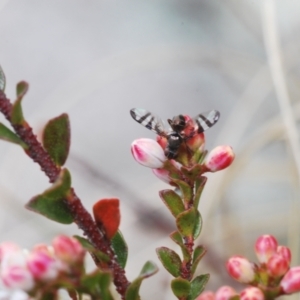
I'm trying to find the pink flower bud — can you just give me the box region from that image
[280,266,300,294]
[226,256,255,283]
[267,254,289,277]
[27,249,60,280]
[215,286,237,300]
[131,138,166,168]
[197,291,215,300]
[277,246,291,264]
[186,133,205,151]
[255,235,278,263]
[52,235,85,264]
[152,168,171,184]
[204,145,234,172]
[1,252,34,291]
[240,287,264,300]
[0,243,20,261]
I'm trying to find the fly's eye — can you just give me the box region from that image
[170,115,185,132]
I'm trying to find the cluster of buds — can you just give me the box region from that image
[199,235,299,300]
[0,235,85,299]
[131,116,234,184]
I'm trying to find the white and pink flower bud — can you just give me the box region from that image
[204,145,234,172]
[131,138,166,168]
[197,291,215,300]
[215,286,237,300]
[52,235,85,264]
[0,251,34,291]
[277,246,291,264]
[226,256,255,283]
[266,254,289,277]
[186,133,205,152]
[255,235,278,264]
[240,287,264,300]
[280,266,300,294]
[27,249,60,281]
[152,168,171,184]
[0,243,20,262]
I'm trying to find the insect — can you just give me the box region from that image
[130,108,220,159]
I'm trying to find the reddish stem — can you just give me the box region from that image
[0,91,129,298]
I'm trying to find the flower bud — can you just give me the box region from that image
[0,252,34,291]
[0,243,20,261]
[215,286,237,300]
[152,168,171,184]
[255,235,278,263]
[267,254,289,277]
[280,266,300,294]
[277,246,291,264]
[186,133,205,152]
[197,291,215,300]
[240,287,264,300]
[131,138,166,168]
[204,145,234,172]
[52,235,85,264]
[226,256,255,283]
[27,249,60,280]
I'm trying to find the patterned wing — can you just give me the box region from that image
[130,108,168,136]
[192,110,220,133]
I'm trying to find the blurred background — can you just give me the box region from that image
[0,0,300,299]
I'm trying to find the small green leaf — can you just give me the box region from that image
[0,123,28,149]
[188,274,210,300]
[0,65,6,91]
[194,176,207,209]
[193,210,202,239]
[42,113,70,166]
[191,245,206,276]
[170,231,191,261]
[125,261,158,300]
[25,168,73,224]
[81,271,113,300]
[181,165,202,181]
[73,235,110,263]
[172,178,192,206]
[11,81,28,125]
[156,247,181,277]
[198,150,208,164]
[171,278,191,299]
[159,190,185,218]
[176,208,202,239]
[111,231,128,268]
[162,160,181,180]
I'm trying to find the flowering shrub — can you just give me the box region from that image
[0,66,298,299]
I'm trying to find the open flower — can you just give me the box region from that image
[131,138,166,168]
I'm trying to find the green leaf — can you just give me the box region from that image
[188,274,210,300]
[0,123,28,149]
[0,65,6,91]
[191,245,206,276]
[42,113,70,166]
[11,81,28,125]
[81,271,113,300]
[176,208,202,239]
[181,165,202,181]
[159,190,185,218]
[162,160,181,180]
[194,176,207,209]
[170,231,191,261]
[156,247,181,277]
[125,261,158,300]
[73,235,110,263]
[171,278,191,299]
[111,231,128,268]
[25,168,73,224]
[172,178,192,206]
